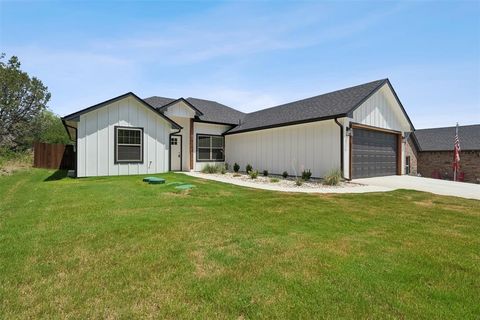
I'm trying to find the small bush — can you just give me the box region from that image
[201,164,223,174]
[270,178,280,183]
[295,178,304,186]
[282,171,288,179]
[301,169,312,181]
[263,170,268,177]
[220,166,226,174]
[224,163,229,171]
[249,170,258,179]
[323,169,342,186]
[246,164,253,173]
[233,162,240,173]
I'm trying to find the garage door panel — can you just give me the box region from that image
[352,128,398,179]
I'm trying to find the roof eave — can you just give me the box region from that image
[61,92,182,130]
[224,114,348,135]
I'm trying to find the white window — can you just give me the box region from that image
[115,126,143,163]
[197,135,224,161]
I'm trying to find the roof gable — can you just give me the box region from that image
[62,92,181,129]
[226,79,388,134]
[158,98,203,116]
[353,82,413,132]
[161,100,199,119]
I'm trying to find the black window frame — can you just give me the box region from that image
[196,134,225,162]
[114,126,144,164]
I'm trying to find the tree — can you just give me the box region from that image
[30,110,70,145]
[0,53,51,150]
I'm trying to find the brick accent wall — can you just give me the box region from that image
[405,137,418,175]
[417,150,480,183]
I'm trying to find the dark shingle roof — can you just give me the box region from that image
[186,97,245,125]
[143,96,176,109]
[413,124,480,151]
[226,79,388,134]
[143,79,412,133]
[144,96,245,125]
[62,92,182,129]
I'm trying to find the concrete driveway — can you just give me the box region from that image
[354,175,480,200]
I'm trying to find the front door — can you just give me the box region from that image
[170,135,182,171]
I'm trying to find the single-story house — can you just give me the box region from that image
[408,124,480,183]
[62,78,415,179]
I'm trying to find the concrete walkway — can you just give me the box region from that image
[354,175,480,200]
[182,172,480,200]
[182,172,392,194]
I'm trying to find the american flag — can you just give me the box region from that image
[453,123,461,176]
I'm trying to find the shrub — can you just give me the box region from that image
[201,164,223,174]
[270,178,280,183]
[246,164,253,173]
[263,170,268,177]
[220,166,226,174]
[301,169,312,181]
[295,178,304,186]
[249,170,258,179]
[233,162,240,173]
[282,171,288,179]
[224,163,229,171]
[323,169,342,186]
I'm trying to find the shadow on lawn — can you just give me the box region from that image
[44,170,69,182]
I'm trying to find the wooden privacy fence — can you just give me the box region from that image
[33,142,75,170]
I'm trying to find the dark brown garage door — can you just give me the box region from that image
[352,128,398,179]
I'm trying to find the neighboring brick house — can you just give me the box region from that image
[405,133,418,175]
[410,124,480,183]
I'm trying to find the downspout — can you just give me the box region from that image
[334,118,349,181]
[168,128,182,171]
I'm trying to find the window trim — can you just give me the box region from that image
[196,134,225,162]
[114,126,144,164]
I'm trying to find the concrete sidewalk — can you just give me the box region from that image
[354,175,480,200]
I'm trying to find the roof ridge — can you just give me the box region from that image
[144,95,176,100]
[415,124,480,131]
[187,97,246,114]
[244,78,388,116]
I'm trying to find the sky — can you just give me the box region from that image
[1,0,479,129]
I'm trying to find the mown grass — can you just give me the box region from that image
[0,169,479,319]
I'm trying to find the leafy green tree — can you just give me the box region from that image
[0,53,51,150]
[30,110,71,145]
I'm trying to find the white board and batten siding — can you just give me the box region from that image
[353,84,410,132]
[225,120,340,178]
[350,83,412,176]
[193,122,232,171]
[77,96,171,177]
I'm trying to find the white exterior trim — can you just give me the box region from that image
[76,96,172,177]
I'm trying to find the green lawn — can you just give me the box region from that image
[1,169,479,319]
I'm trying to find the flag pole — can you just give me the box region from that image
[453,122,458,181]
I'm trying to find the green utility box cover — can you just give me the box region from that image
[147,177,165,184]
[175,184,195,190]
